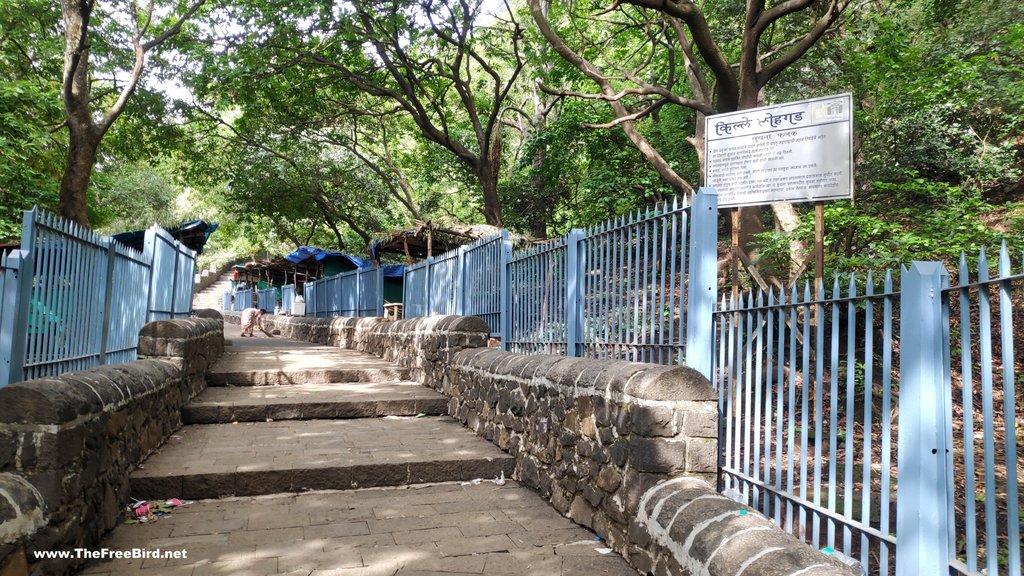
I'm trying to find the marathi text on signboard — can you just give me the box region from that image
[704,94,854,208]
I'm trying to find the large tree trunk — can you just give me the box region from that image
[59,128,99,227]
[478,162,502,227]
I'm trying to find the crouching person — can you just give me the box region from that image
[240,307,266,337]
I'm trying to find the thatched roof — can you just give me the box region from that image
[370,221,510,261]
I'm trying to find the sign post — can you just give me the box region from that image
[705,93,854,291]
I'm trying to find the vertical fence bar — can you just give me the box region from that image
[425,256,434,316]
[566,229,585,357]
[685,187,718,379]
[98,240,116,364]
[501,236,512,349]
[998,243,1022,576]
[880,270,894,576]
[896,262,952,576]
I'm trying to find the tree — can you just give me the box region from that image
[529,0,854,277]
[195,0,525,227]
[0,0,65,238]
[58,0,206,227]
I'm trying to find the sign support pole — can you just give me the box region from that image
[814,201,824,325]
[730,208,740,303]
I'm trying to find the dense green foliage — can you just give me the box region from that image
[754,0,1024,276]
[0,0,1020,277]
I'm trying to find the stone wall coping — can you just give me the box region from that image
[0,474,46,545]
[636,477,857,575]
[452,348,716,403]
[0,360,182,427]
[0,315,224,572]
[138,316,221,339]
[192,308,223,320]
[223,312,490,336]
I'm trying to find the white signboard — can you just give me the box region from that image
[704,94,853,208]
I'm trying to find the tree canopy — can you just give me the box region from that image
[0,0,1019,277]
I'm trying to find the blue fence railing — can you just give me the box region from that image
[0,208,196,387]
[304,267,383,318]
[714,247,1022,576]
[403,232,511,337]
[232,288,253,311]
[403,190,719,371]
[256,286,277,313]
[281,284,295,315]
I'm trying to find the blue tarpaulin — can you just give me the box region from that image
[282,246,404,277]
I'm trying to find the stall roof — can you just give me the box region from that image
[236,247,405,287]
[112,220,218,254]
[370,221,508,261]
[284,246,370,268]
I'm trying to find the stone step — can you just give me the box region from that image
[131,417,514,500]
[183,381,449,424]
[207,348,410,386]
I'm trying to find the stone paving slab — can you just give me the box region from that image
[132,418,513,499]
[183,383,449,424]
[211,321,409,385]
[82,482,635,575]
[208,348,409,386]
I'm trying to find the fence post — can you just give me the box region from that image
[0,248,34,387]
[456,246,467,316]
[98,240,116,365]
[500,233,512,351]
[685,187,718,379]
[565,229,586,357]
[170,236,180,318]
[425,256,435,316]
[896,261,953,576]
[375,267,384,317]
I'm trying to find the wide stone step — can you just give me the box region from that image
[183,381,449,423]
[207,348,410,386]
[131,417,514,500]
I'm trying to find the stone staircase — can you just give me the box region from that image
[77,321,636,575]
[192,269,234,311]
[129,324,513,501]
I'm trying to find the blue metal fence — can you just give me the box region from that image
[304,266,383,318]
[0,208,196,387]
[402,232,512,337]
[506,235,570,354]
[714,250,1022,576]
[144,226,196,321]
[232,288,253,311]
[945,246,1021,576]
[402,189,719,370]
[256,286,277,312]
[281,284,295,315]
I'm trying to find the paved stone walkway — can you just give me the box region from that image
[81,483,629,575]
[183,382,448,423]
[131,417,514,499]
[82,322,635,575]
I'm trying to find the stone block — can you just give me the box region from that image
[630,405,678,437]
[0,546,27,576]
[682,408,718,438]
[596,467,622,493]
[685,438,718,473]
[628,438,687,474]
[567,495,594,528]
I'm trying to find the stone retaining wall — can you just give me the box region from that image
[226,312,855,576]
[0,314,223,575]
